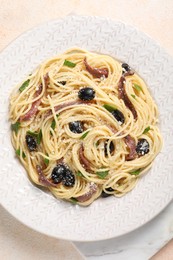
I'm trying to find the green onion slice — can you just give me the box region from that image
[64,60,76,68]
[16,148,26,159]
[96,170,109,179]
[133,83,142,91]
[103,104,116,112]
[51,114,59,131]
[80,131,90,139]
[130,169,140,175]
[11,122,21,134]
[70,198,78,204]
[19,79,30,92]
[76,171,83,177]
[143,126,150,134]
[44,154,49,166]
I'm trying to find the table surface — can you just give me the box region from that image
[0,1,173,259]
[76,202,173,259]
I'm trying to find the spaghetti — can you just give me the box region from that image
[9,48,162,206]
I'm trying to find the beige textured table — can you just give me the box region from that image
[0,0,173,56]
[0,1,173,259]
[0,205,84,260]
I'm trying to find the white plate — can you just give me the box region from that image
[0,16,173,242]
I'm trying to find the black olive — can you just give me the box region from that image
[51,164,75,187]
[101,187,114,198]
[69,121,84,134]
[104,140,115,156]
[111,109,125,125]
[62,169,75,187]
[136,138,150,156]
[78,87,95,101]
[58,81,66,85]
[51,164,66,184]
[122,63,131,73]
[26,134,37,152]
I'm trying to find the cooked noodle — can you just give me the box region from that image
[9,48,162,206]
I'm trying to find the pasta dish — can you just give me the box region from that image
[10,48,162,206]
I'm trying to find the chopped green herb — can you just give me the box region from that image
[103,104,116,112]
[51,119,56,130]
[44,154,49,166]
[19,79,30,92]
[143,126,150,134]
[64,60,76,68]
[37,129,42,144]
[96,170,109,179]
[16,148,26,159]
[76,171,86,179]
[44,158,49,165]
[27,130,37,137]
[11,121,21,134]
[27,129,42,144]
[80,131,90,139]
[16,149,20,156]
[76,171,83,177]
[131,94,136,99]
[133,83,142,91]
[95,141,99,147]
[130,169,140,175]
[51,114,59,131]
[70,198,78,204]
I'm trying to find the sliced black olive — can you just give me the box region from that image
[101,187,114,198]
[62,169,75,187]
[51,164,75,187]
[78,87,95,101]
[26,134,37,152]
[111,109,125,125]
[136,138,149,156]
[51,164,66,184]
[122,63,131,73]
[58,81,66,85]
[104,140,115,156]
[69,121,84,134]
